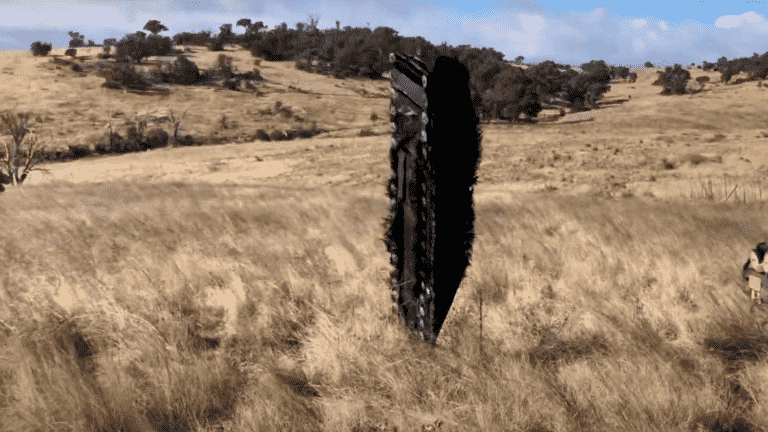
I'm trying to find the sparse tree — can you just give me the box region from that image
[308,14,321,32]
[237,18,252,39]
[0,111,48,186]
[143,20,169,35]
[68,31,85,48]
[514,55,524,65]
[644,61,654,68]
[276,22,288,54]
[167,106,189,146]
[30,41,53,56]
[219,23,233,43]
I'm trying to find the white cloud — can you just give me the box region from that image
[519,14,545,33]
[715,11,764,29]
[632,38,646,52]
[5,0,768,67]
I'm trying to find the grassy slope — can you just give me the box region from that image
[0,46,767,432]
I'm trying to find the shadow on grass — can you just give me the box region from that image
[528,330,610,368]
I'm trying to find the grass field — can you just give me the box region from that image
[1,45,768,431]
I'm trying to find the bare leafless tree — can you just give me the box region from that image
[308,14,321,32]
[167,106,189,146]
[0,110,48,187]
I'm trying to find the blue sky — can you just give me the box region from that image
[1,0,766,68]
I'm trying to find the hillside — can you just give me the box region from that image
[1,44,768,432]
[1,45,765,201]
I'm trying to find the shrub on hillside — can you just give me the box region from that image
[628,72,637,83]
[254,129,270,141]
[696,76,710,84]
[268,130,287,141]
[95,133,122,154]
[721,65,738,84]
[68,145,92,158]
[295,58,313,72]
[143,128,169,149]
[288,122,323,139]
[176,134,196,146]
[170,55,201,85]
[123,124,145,152]
[68,31,85,48]
[99,63,150,90]
[65,48,77,57]
[657,64,691,95]
[214,54,235,78]
[208,37,225,52]
[115,32,149,64]
[30,41,52,56]
[644,61,654,68]
[243,68,263,81]
[145,34,173,57]
[97,53,112,60]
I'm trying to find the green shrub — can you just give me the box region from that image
[696,76,710,84]
[102,38,116,51]
[656,64,691,95]
[145,34,173,57]
[170,55,201,85]
[64,48,77,57]
[208,37,224,51]
[99,63,150,90]
[30,41,52,56]
[216,54,235,76]
[115,32,150,64]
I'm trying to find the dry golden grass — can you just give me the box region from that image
[1,45,768,432]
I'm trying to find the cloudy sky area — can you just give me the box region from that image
[1,0,766,68]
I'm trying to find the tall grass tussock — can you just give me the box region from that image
[1,180,767,431]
